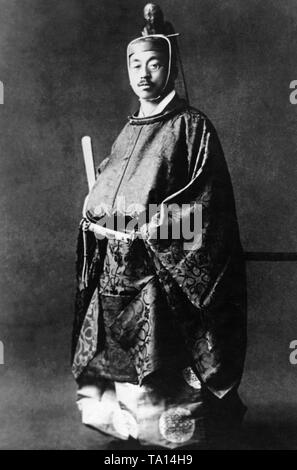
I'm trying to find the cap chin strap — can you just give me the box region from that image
[140,92,163,102]
[143,95,161,102]
[127,34,172,102]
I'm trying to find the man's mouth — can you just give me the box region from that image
[138,82,153,88]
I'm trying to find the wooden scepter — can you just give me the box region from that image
[80,136,138,242]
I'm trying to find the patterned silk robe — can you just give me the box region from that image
[72,95,247,402]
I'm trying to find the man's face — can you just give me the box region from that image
[128,50,169,100]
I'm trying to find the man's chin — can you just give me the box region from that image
[138,90,160,101]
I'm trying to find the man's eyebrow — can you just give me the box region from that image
[147,55,163,61]
[130,55,164,62]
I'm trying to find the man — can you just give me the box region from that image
[72,3,247,449]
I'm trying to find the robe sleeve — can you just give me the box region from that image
[71,155,110,363]
[141,115,247,399]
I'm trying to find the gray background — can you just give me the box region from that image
[0,0,296,449]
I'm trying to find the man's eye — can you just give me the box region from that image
[149,63,161,71]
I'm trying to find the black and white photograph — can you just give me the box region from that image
[0,0,296,452]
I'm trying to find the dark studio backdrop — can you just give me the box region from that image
[0,0,296,449]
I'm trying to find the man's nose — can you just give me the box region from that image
[140,65,150,78]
